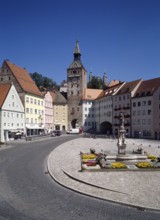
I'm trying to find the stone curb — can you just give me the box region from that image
[47,138,160,212]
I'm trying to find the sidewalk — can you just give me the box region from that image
[47,137,160,211]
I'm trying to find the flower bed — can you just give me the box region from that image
[136,161,154,168]
[147,154,157,162]
[80,151,160,171]
[111,162,127,169]
[81,154,97,160]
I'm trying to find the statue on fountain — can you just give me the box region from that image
[117,112,126,154]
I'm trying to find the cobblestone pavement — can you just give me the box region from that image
[47,137,160,211]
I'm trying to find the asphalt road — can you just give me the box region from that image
[0,136,160,220]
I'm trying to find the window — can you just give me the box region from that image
[133,102,136,107]
[137,119,141,124]
[142,101,146,106]
[38,100,40,105]
[3,112,6,117]
[26,108,29,113]
[41,101,43,106]
[142,110,146,115]
[1,78,3,81]
[26,97,29,103]
[138,102,141,106]
[148,110,151,115]
[34,99,37,104]
[12,95,14,99]
[30,108,33,114]
[142,119,146,124]
[35,109,37,114]
[17,114,19,118]
[12,102,15,107]
[26,118,29,123]
[137,110,141,115]
[30,98,33,104]
[148,100,151,105]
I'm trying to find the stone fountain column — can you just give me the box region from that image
[117,112,126,154]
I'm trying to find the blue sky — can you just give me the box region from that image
[0,0,160,85]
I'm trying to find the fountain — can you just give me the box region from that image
[81,112,149,171]
[114,112,147,164]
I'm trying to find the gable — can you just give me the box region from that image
[2,84,24,112]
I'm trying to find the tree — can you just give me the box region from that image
[30,72,59,91]
[87,76,104,89]
[30,72,43,88]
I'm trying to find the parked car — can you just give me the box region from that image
[51,130,62,137]
[67,128,80,134]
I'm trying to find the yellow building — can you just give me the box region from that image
[50,91,68,132]
[25,94,45,136]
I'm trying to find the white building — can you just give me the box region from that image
[0,83,25,143]
[82,88,103,131]
[132,78,160,139]
[112,79,141,137]
[95,83,124,134]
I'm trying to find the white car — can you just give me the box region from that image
[67,128,80,134]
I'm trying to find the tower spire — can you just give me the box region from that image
[74,40,81,61]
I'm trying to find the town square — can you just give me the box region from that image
[0,0,160,219]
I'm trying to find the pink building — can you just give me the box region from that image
[44,91,53,133]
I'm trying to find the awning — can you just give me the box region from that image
[7,129,24,133]
[26,124,45,129]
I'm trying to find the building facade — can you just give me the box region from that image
[44,91,53,133]
[132,78,160,139]
[52,91,68,132]
[0,60,45,136]
[0,83,25,143]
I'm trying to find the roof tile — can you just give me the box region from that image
[0,83,11,108]
[4,60,43,97]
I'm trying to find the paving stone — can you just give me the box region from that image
[47,137,160,211]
